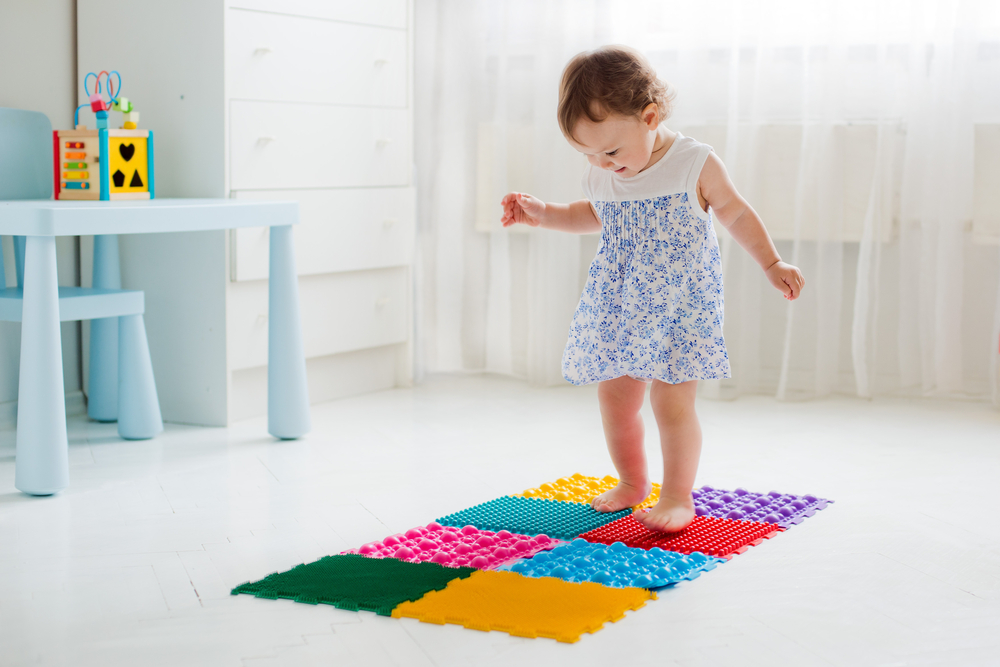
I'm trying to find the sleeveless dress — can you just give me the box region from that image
[562,132,731,385]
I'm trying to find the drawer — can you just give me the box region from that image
[227,10,407,107]
[229,101,411,189]
[227,267,409,370]
[227,0,407,29]
[230,188,415,281]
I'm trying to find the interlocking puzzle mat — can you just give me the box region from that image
[230,554,476,616]
[392,569,653,644]
[579,513,783,560]
[341,521,560,569]
[692,485,832,528]
[505,538,724,588]
[516,472,661,510]
[234,474,832,643]
[437,495,631,541]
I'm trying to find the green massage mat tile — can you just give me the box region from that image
[230,553,477,616]
[437,495,632,541]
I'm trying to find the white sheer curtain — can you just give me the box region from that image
[414,0,1000,402]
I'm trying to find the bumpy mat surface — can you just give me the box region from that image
[342,521,559,569]
[579,514,783,559]
[506,538,723,588]
[437,495,631,541]
[231,554,476,616]
[516,473,661,510]
[234,473,832,643]
[692,485,832,528]
[392,570,653,643]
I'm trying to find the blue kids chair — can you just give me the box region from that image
[0,108,162,491]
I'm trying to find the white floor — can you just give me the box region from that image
[1,374,999,667]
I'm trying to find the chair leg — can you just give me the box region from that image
[117,314,163,440]
[88,234,122,422]
[13,235,26,288]
[88,317,118,422]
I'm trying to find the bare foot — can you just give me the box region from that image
[590,480,652,513]
[633,496,696,532]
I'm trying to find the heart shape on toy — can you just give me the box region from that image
[119,143,135,161]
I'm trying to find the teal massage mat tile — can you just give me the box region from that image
[437,495,631,541]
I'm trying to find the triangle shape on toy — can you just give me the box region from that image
[129,170,144,188]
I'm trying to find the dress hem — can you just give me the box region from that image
[562,368,732,387]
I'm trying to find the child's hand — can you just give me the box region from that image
[765,261,805,300]
[500,192,545,228]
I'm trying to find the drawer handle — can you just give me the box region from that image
[374,58,390,66]
[375,296,390,308]
[382,218,396,230]
[257,136,276,145]
[254,47,273,56]
[376,138,392,148]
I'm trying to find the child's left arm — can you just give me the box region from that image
[698,152,805,301]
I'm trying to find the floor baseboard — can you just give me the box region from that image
[0,390,87,431]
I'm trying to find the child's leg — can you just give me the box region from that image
[636,379,700,532]
[590,375,653,512]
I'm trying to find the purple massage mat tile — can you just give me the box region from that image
[692,485,833,529]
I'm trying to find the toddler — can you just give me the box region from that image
[500,46,804,532]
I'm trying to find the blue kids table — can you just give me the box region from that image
[0,198,311,495]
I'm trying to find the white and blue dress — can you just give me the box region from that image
[562,132,731,385]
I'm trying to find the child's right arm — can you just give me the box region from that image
[500,192,601,234]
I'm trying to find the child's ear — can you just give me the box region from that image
[642,103,659,129]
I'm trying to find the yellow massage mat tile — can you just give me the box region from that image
[516,472,661,510]
[392,570,654,643]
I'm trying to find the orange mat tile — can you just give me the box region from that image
[516,472,661,510]
[392,570,653,643]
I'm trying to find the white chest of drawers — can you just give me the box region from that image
[78,0,415,426]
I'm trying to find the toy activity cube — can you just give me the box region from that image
[54,69,155,201]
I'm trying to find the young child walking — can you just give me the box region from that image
[500,46,804,532]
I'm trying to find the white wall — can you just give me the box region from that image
[0,0,83,425]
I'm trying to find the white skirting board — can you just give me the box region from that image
[228,343,405,423]
[0,390,86,431]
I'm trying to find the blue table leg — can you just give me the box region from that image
[14,236,69,495]
[267,225,311,439]
[88,234,120,422]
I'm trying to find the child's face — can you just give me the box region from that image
[566,105,659,178]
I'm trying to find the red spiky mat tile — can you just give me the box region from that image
[578,513,783,560]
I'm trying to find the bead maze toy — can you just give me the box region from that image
[53,70,154,201]
[232,473,834,644]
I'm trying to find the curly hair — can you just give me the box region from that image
[558,45,675,142]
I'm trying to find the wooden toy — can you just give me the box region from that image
[54,70,154,201]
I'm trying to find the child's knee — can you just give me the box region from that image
[598,376,646,416]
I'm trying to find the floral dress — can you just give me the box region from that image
[562,132,731,385]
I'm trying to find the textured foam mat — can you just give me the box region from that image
[516,473,661,510]
[506,538,723,588]
[230,554,475,616]
[693,485,833,528]
[342,521,559,569]
[579,514,783,559]
[437,495,630,541]
[392,570,653,643]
